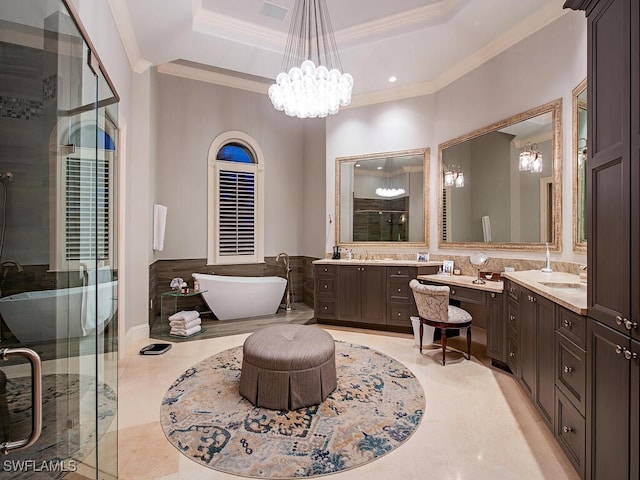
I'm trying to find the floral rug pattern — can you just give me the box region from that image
[160,341,425,478]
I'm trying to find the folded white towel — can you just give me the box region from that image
[169,317,202,329]
[170,325,201,337]
[168,310,200,322]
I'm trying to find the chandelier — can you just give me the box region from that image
[268,0,353,118]
[376,158,405,198]
[444,164,464,188]
[518,142,543,173]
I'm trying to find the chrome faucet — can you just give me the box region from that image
[1,260,23,280]
[276,252,292,311]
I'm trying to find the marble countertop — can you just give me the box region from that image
[501,270,587,315]
[313,259,442,267]
[416,274,504,293]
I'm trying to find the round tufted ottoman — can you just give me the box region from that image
[239,324,337,410]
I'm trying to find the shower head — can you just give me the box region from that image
[1,172,14,184]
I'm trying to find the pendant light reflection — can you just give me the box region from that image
[444,164,464,188]
[376,157,406,198]
[518,142,543,173]
[268,0,353,118]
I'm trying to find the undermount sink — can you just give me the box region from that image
[538,281,586,290]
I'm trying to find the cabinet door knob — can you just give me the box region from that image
[451,289,456,295]
[323,306,328,310]
[563,319,573,328]
[491,292,496,298]
[562,426,573,433]
[510,315,516,321]
[397,312,402,317]
[616,315,623,325]
[397,270,402,275]
[510,352,515,357]
[324,284,328,289]
[563,366,574,374]
[615,344,624,354]
[624,349,638,361]
[323,268,328,272]
[398,288,402,293]
[624,319,638,330]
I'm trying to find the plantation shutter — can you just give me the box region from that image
[66,156,110,261]
[442,188,448,242]
[218,169,256,256]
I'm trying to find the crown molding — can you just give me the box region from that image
[157,62,270,95]
[336,0,467,44]
[107,0,152,73]
[192,0,283,50]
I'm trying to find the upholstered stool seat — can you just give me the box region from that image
[409,279,473,365]
[239,324,337,410]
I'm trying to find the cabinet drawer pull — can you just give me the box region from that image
[491,292,496,298]
[323,306,328,310]
[563,319,573,328]
[562,426,573,434]
[615,344,624,354]
[510,352,515,357]
[616,315,623,325]
[451,289,456,295]
[398,288,402,293]
[624,350,638,361]
[563,366,574,374]
[324,284,328,289]
[624,319,638,330]
[397,270,402,275]
[397,312,402,317]
[323,268,328,272]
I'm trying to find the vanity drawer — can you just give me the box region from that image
[448,285,486,305]
[555,388,586,478]
[555,333,586,415]
[507,333,518,375]
[316,264,337,276]
[556,307,586,349]
[388,279,412,302]
[505,280,520,301]
[315,277,337,295]
[315,299,336,319]
[387,266,415,278]
[387,303,417,327]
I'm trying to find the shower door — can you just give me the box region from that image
[0,1,118,479]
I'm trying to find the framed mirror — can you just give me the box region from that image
[438,99,562,251]
[573,79,587,253]
[336,148,429,247]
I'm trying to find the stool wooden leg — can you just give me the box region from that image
[441,328,447,366]
[419,321,424,353]
[466,326,472,360]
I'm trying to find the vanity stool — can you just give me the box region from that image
[409,279,472,366]
[239,324,337,410]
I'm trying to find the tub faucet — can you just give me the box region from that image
[1,260,22,280]
[275,253,292,311]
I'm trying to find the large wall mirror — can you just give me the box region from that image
[439,99,562,251]
[573,79,587,252]
[336,148,429,247]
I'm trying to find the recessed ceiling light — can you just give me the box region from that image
[388,76,397,83]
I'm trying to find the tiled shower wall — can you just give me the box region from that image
[148,256,317,326]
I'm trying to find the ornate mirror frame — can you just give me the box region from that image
[438,98,563,252]
[573,78,587,253]
[335,148,430,248]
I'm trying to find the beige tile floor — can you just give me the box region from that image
[117,326,579,480]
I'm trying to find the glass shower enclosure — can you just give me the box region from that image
[0,1,119,478]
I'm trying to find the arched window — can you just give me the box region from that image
[207,132,265,265]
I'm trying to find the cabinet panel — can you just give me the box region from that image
[536,295,556,429]
[507,298,519,337]
[337,266,361,322]
[448,285,485,305]
[557,307,587,349]
[486,292,505,362]
[360,266,386,325]
[388,279,412,301]
[588,319,630,480]
[519,289,536,398]
[387,303,417,327]
[507,334,518,376]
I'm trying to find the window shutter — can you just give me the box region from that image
[442,188,448,242]
[65,157,110,261]
[218,169,256,256]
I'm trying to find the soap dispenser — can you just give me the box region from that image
[541,242,553,273]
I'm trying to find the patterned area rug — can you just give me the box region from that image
[1,374,116,480]
[160,341,425,478]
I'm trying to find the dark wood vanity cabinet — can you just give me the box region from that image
[336,265,386,325]
[564,0,640,477]
[386,266,419,327]
[518,287,556,429]
[314,264,338,320]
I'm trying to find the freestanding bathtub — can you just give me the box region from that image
[192,273,286,321]
[0,281,117,343]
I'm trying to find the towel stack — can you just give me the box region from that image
[168,310,202,337]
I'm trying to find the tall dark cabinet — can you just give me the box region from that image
[565,0,639,478]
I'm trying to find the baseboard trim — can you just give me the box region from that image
[120,324,150,359]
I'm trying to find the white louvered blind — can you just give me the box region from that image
[65,157,110,261]
[218,169,256,257]
[442,188,448,242]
